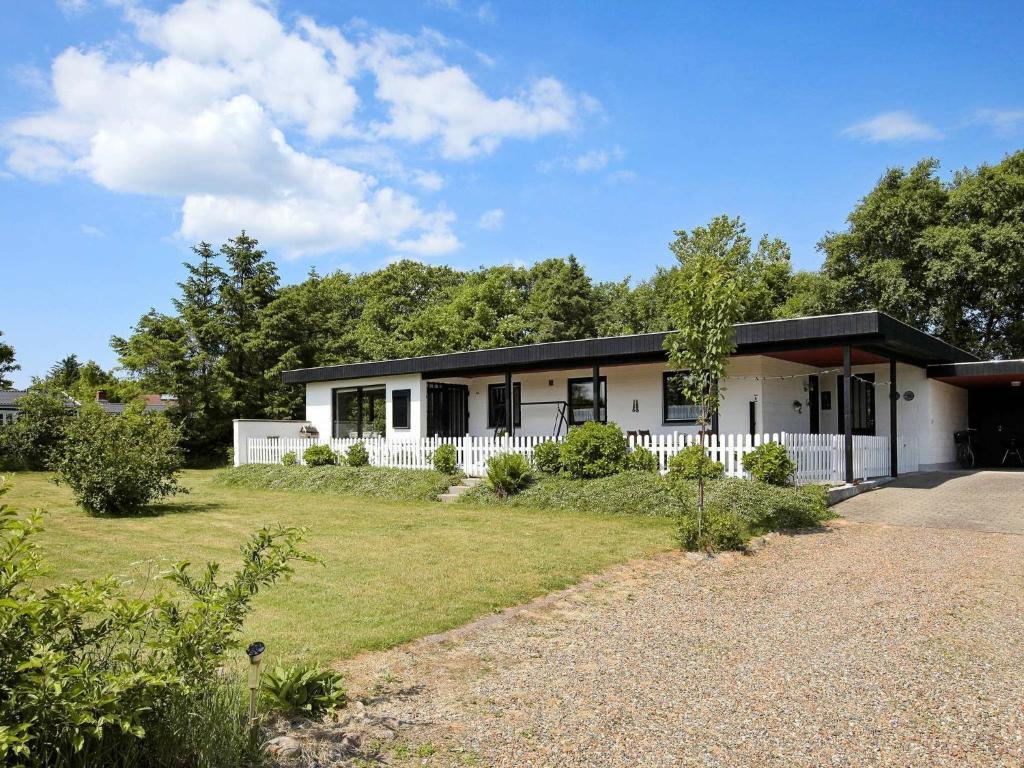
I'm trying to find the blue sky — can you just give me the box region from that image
[2,0,1022,387]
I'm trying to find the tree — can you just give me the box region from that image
[524,255,599,342]
[0,331,18,390]
[662,215,744,539]
[47,354,80,392]
[0,389,74,470]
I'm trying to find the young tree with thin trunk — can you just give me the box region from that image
[663,216,744,538]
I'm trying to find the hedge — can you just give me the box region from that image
[216,464,455,502]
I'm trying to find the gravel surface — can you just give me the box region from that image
[277,520,1024,767]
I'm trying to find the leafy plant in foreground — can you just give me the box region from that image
[742,441,796,485]
[486,452,532,498]
[302,444,337,467]
[261,664,347,717]
[431,443,458,474]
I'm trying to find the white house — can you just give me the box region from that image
[236,311,1024,480]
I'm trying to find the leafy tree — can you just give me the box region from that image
[0,389,74,470]
[662,215,744,532]
[0,331,18,390]
[46,354,80,392]
[524,256,598,342]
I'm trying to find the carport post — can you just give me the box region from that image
[843,345,854,484]
[889,358,898,478]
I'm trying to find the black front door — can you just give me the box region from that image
[837,373,875,435]
[808,375,820,434]
[427,383,469,437]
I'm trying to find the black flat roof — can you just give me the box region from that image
[282,311,977,384]
[928,359,1024,379]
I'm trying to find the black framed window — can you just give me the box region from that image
[333,386,386,438]
[568,376,607,424]
[487,383,521,428]
[663,372,700,424]
[392,389,411,430]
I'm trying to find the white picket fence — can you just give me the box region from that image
[245,431,913,484]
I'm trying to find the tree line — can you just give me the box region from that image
[2,150,1022,459]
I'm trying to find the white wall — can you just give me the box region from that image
[305,374,427,441]
[232,419,311,466]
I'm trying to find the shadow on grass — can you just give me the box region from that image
[88,500,225,518]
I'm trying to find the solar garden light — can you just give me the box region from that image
[246,641,266,722]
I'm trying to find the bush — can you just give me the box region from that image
[486,452,532,498]
[0,480,313,766]
[0,389,74,470]
[281,450,298,466]
[432,443,458,474]
[743,442,797,486]
[626,445,659,472]
[676,500,747,552]
[217,464,455,502]
[667,444,724,480]
[303,443,337,467]
[54,402,186,516]
[261,663,347,717]
[532,440,562,474]
[345,442,370,467]
[559,421,628,479]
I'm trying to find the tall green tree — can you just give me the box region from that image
[46,354,81,392]
[662,216,745,529]
[524,255,598,342]
[0,331,18,390]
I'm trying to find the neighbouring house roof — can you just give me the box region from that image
[0,390,78,409]
[97,401,172,415]
[282,311,978,384]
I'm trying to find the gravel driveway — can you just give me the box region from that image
[278,518,1024,767]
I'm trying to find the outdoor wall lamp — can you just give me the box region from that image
[792,399,803,414]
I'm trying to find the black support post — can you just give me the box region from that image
[890,358,898,478]
[504,370,514,437]
[592,363,601,423]
[843,345,854,484]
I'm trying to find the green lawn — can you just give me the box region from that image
[2,470,674,664]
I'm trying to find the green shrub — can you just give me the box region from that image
[261,663,347,717]
[0,389,74,470]
[345,442,370,467]
[0,481,312,766]
[532,440,562,474]
[303,443,337,467]
[281,450,298,466]
[54,402,185,516]
[676,500,747,552]
[432,443,458,474]
[626,445,659,473]
[742,442,796,485]
[559,421,628,479]
[676,478,832,532]
[667,444,724,480]
[486,452,532,498]
[217,464,454,502]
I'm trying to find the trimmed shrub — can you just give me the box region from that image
[676,500,747,552]
[532,440,562,474]
[743,441,796,486]
[345,442,370,467]
[432,443,458,474]
[303,443,337,467]
[559,421,628,479]
[667,443,724,480]
[486,452,532,498]
[627,445,659,473]
[0,480,311,766]
[281,450,298,466]
[217,464,454,502]
[261,663,347,717]
[55,402,185,516]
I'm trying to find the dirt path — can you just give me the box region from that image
[274,520,1024,767]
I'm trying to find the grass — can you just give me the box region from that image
[2,470,674,664]
[217,463,454,501]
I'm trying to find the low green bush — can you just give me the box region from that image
[667,444,724,480]
[676,500,747,552]
[0,481,312,766]
[559,421,628,479]
[680,478,831,531]
[486,452,532,498]
[345,442,370,467]
[432,443,458,474]
[626,445,659,473]
[0,388,74,471]
[261,663,347,717]
[281,450,298,466]
[532,440,562,474]
[54,402,186,516]
[303,444,337,467]
[742,442,796,485]
[217,464,454,502]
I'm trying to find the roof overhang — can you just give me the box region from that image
[928,359,1024,388]
[282,311,978,384]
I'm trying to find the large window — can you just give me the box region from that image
[332,386,386,438]
[663,372,700,424]
[487,383,521,429]
[567,376,607,424]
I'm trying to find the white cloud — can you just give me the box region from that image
[841,111,943,143]
[972,108,1024,134]
[539,145,624,174]
[80,224,105,237]
[606,169,636,185]
[57,0,91,15]
[6,0,586,257]
[477,208,504,231]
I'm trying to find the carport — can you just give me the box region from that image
[929,359,1024,467]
